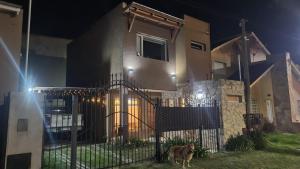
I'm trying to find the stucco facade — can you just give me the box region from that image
[67,2,211,91]
[0,2,23,104]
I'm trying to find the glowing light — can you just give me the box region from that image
[128,68,134,74]
[196,92,204,99]
[170,74,176,79]
[28,88,33,92]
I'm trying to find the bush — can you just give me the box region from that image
[225,134,254,151]
[262,122,275,133]
[249,130,267,150]
[127,137,149,148]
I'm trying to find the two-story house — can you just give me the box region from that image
[212,32,300,132]
[67,2,211,132]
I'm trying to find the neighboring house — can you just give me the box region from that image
[271,53,300,132]
[21,34,71,87]
[67,2,211,133]
[0,1,23,104]
[212,32,300,132]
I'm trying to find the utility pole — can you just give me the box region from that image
[240,18,251,131]
[24,0,32,87]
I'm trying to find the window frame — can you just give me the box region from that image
[136,33,169,61]
[191,40,207,51]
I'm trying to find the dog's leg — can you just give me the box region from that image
[187,160,191,167]
[182,160,186,169]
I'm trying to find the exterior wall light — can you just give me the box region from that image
[128,68,134,74]
[28,88,33,92]
[171,74,176,79]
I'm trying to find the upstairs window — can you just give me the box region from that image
[191,41,206,51]
[137,33,168,61]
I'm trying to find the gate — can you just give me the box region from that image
[41,75,156,169]
[155,99,221,161]
[39,74,222,169]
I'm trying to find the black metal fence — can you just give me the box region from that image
[0,95,10,169]
[38,74,222,169]
[155,99,221,161]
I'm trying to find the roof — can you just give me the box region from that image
[0,1,21,14]
[228,61,274,85]
[124,2,184,28]
[212,32,271,55]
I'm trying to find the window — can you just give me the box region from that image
[137,33,168,61]
[191,41,206,51]
[213,61,226,70]
[251,99,259,114]
[114,98,139,133]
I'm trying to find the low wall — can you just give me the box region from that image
[5,92,43,169]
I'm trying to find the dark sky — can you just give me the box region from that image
[6,0,300,61]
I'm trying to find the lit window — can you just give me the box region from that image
[213,61,226,70]
[137,33,168,61]
[113,98,139,132]
[191,41,206,51]
[128,98,139,131]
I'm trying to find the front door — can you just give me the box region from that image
[266,99,273,123]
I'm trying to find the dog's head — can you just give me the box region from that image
[187,144,195,153]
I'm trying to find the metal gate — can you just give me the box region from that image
[40,74,222,169]
[41,75,156,169]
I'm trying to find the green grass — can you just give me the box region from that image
[42,143,155,169]
[122,132,300,169]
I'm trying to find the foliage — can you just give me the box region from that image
[262,121,276,133]
[249,130,267,150]
[225,134,254,151]
[126,137,150,148]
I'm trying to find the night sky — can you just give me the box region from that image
[6,0,300,62]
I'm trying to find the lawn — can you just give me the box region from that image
[122,132,300,169]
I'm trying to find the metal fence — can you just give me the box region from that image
[155,99,221,161]
[38,74,222,169]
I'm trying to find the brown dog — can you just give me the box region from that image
[168,144,195,169]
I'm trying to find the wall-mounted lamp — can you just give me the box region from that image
[128,68,134,74]
[171,74,176,80]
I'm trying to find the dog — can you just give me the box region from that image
[168,144,195,169]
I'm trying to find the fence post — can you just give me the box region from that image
[70,96,78,169]
[155,98,161,162]
[215,100,220,151]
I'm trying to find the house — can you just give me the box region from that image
[0,1,23,104]
[21,34,71,87]
[212,32,300,132]
[66,1,246,143]
[67,2,211,89]
[67,1,211,118]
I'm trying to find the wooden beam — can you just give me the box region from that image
[128,14,136,32]
[171,28,179,43]
[130,11,180,29]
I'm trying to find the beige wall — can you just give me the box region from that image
[176,15,211,84]
[251,70,275,123]
[0,8,23,104]
[5,92,43,169]
[123,17,176,91]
